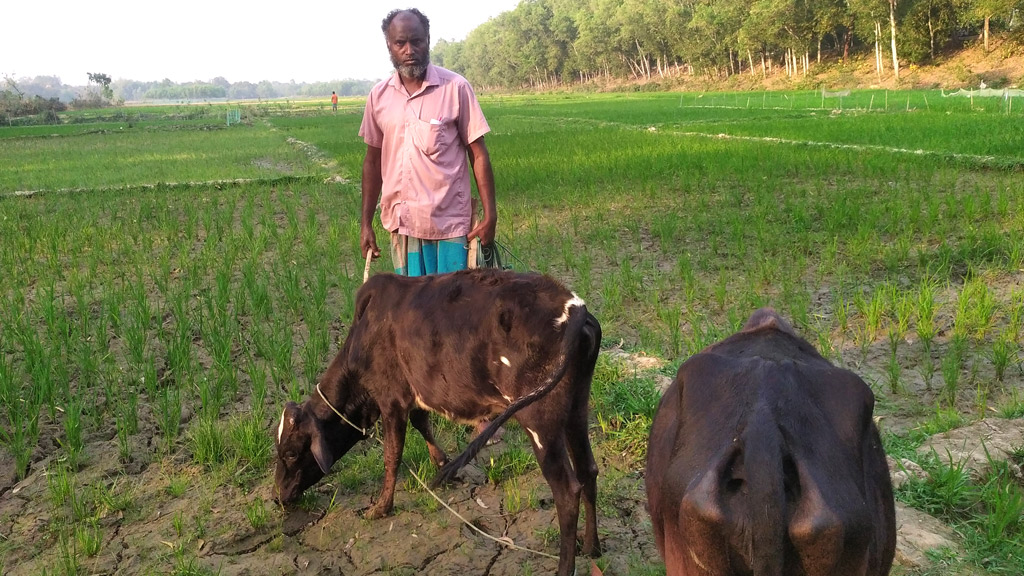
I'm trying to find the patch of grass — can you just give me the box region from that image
[189,417,228,468]
[244,499,269,530]
[915,407,967,438]
[227,413,273,483]
[167,474,188,498]
[486,444,537,485]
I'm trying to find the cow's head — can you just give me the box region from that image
[274,401,337,505]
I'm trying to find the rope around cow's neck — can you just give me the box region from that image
[315,383,369,437]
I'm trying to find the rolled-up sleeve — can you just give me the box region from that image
[458,81,490,146]
[359,90,384,148]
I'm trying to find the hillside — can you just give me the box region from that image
[537,40,1024,94]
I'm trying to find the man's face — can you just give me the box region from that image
[387,13,429,80]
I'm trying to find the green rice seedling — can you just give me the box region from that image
[170,545,219,576]
[990,332,1016,382]
[189,417,228,468]
[952,283,973,341]
[941,335,967,408]
[75,518,102,558]
[245,499,269,530]
[658,302,683,358]
[124,315,149,378]
[854,288,885,355]
[896,452,974,521]
[885,351,902,395]
[173,510,186,537]
[485,444,536,485]
[916,407,965,437]
[503,477,527,515]
[301,326,330,388]
[246,359,268,421]
[975,463,1024,556]
[915,278,938,389]
[534,525,560,549]
[158,386,182,450]
[713,268,729,312]
[241,260,273,321]
[56,529,80,576]
[966,277,997,341]
[19,325,56,418]
[196,376,224,422]
[2,399,40,481]
[833,294,850,333]
[1008,289,1024,342]
[229,413,272,480]
[268,321,295,393]
[60,393,84,469]
[306,267,330,327]
[814,325,836,362]
[47,462,75,510]
[115,397,136,464]
[166,475,188,498]
[142,354,159,400]
[274,261,305,319]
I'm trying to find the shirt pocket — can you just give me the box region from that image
[411,118,450,157]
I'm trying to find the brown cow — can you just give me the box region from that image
[274,268,602,576]
[646,308,895,576]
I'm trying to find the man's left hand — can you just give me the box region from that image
[468,214,497,246]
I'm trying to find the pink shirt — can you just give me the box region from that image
[359,65,490,240]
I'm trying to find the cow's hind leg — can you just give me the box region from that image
[527,426,580,576]
[410,409,448,467]
[566,398,600,557]
[567,319,601,557]
[366,412,409,520]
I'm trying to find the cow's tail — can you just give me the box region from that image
[745,403,785,576]
[430,303,589,489]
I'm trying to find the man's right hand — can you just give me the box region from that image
[360,225,380,260]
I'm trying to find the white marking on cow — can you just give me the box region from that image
[554,293,586,326]
[413,392,433,413]
[277,407,287,443]
[500,356,511,367]
[502,394,514,403]
[526,427,544,449]
[689,547,708,571]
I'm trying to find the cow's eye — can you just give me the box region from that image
[284,451,298,460]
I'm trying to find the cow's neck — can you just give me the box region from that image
[313,380,374,434]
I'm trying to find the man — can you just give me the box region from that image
[331,91,338,112]
[359,8,497,277]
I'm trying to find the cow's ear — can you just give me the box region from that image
[310,420,335,474]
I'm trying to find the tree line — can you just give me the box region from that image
[432,0,1023,89]
[3,75,376,105]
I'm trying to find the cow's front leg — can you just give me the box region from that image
[366,413,408,520]
[410,409,449,467]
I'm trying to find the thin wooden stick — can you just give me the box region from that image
[363,249,373,284]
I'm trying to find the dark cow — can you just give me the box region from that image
[274,268,602,576]
[645,308,895,576]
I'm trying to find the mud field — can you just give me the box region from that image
[2,338,1020,575]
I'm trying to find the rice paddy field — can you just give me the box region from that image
[1,90,1023,575]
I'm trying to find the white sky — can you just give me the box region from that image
[2,1,521,86]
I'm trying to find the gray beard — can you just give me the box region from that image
[398,63,428,80]
[392,56,428,81]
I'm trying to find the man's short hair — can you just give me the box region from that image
[381,8,430,40]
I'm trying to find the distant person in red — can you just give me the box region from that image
[358,7,496,277]
[331,91,338,112]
